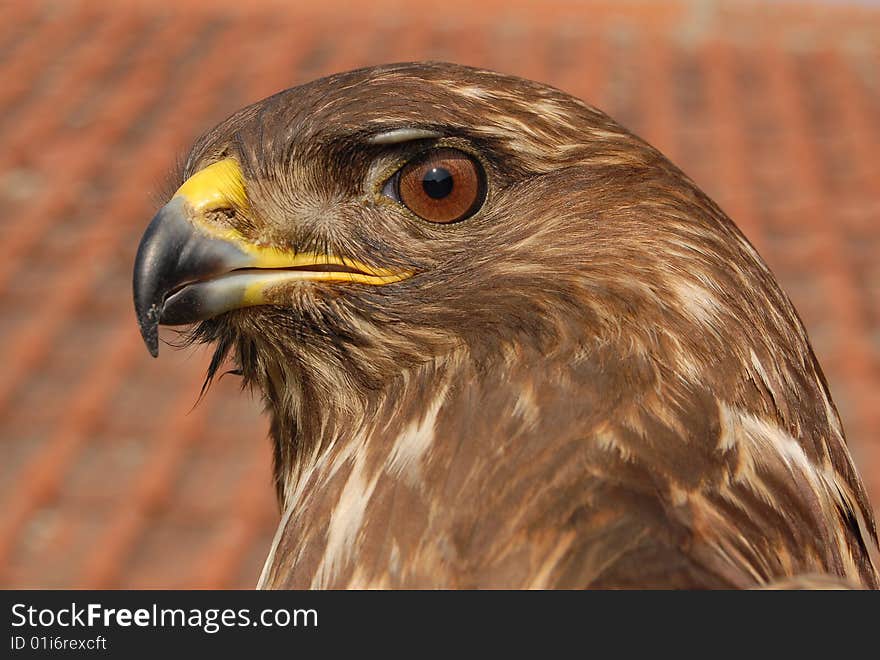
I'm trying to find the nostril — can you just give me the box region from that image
[208,207,236,219]
[203,206,239,229]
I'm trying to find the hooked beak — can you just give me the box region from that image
[133,158,411,357]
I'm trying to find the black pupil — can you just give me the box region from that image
[422,167,454,199]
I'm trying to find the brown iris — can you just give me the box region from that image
[396,148,485,223]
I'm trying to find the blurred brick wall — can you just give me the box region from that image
[0,0,877,588]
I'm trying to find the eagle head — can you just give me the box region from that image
[134,62,774,400]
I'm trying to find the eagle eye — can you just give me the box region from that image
[383,148,485,224]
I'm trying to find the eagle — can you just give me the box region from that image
[133,62,878,589]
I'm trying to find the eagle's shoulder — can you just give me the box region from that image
[540,342,878,588]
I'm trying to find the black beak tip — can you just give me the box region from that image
[140,319,160,358]
[133,253,162,357]
[135,300,161,358]
[133,200,183,359]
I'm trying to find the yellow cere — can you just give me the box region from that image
[174,158,249,214]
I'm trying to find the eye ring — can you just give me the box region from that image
[383,148,486,224]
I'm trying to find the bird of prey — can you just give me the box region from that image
[133,62,878,589]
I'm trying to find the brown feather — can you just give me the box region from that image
[172,62,877,589]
